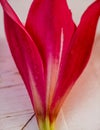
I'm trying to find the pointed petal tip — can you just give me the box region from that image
[50,0,100,117]
[1,0,47,113]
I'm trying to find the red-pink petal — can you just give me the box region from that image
[51,0,100,117]
[25,0,76,73]
[1,0,46,114]
[25,0,76,112]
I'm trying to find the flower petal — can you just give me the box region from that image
[51,0,100,118]
[25,0,76,70]
[1,0,46,115]
[25,0,76,112]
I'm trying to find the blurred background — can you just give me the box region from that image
[0,0,100,130]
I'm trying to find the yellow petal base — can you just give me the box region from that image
[38,116,55,130]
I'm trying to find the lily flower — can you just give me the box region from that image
[0,0,100,130]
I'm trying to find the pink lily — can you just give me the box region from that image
[0,0,100,130]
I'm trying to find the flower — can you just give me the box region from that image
[0,0,100,130]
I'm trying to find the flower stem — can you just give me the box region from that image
[38,116,55,130]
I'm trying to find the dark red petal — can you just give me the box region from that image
[25,0,76,72]
[1,0,46,114]
[51,0,100,118]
